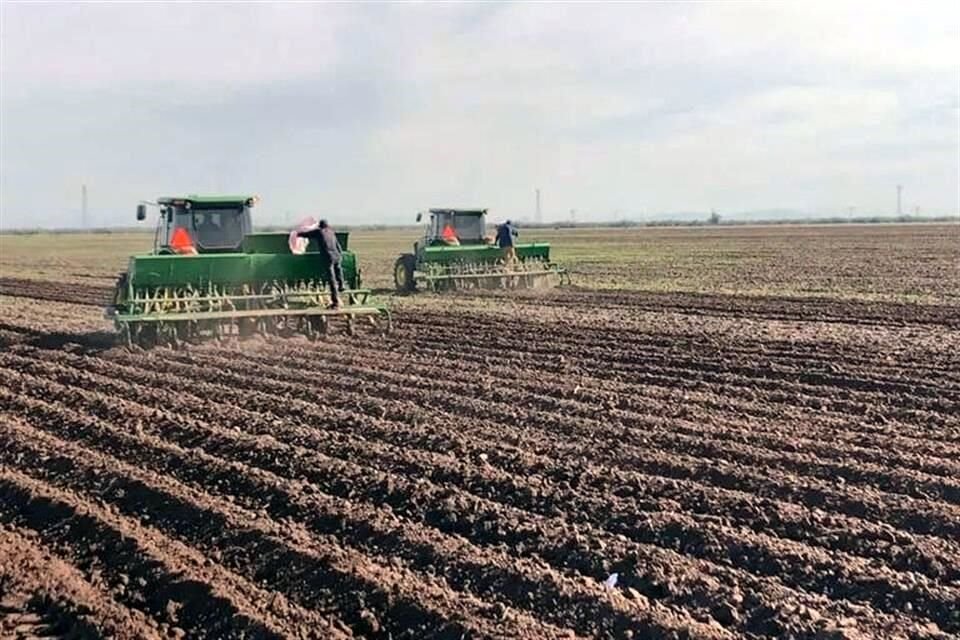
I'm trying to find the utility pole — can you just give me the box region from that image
[897,185,903,216]
[535,188,541,224]
[81,184,88,230]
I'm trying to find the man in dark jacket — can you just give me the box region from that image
[496,220,518,265]
[297,220,345,308]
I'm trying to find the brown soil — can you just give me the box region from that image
[0,277,113,308]
[0,276,957,639]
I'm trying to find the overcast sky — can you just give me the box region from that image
[1,1,958,228]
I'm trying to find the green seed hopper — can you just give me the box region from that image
[393,209,569,292]
[107,194,390,348]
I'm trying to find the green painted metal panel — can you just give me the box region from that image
[243,231,350,253]
[419,242,551,264]
[241,233,289,254]
[128,250,359,289]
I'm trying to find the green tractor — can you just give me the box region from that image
[107,194,390,348]
[393,208,569,292]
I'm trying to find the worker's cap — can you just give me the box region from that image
[318,219,329,228]
[505,219,512,225]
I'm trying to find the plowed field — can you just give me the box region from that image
[1,224,959,639]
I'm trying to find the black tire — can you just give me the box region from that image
[394,254,417,293]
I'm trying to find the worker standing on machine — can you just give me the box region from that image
[297,220,345,309]
[496,220,518,265]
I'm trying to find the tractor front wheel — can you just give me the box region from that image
[394,254,417,293]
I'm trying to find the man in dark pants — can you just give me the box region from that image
[297,220,345,308]
[496,220,518,266]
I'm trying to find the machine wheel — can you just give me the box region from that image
[394,254,417,293]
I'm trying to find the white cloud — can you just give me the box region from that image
[1,3,353,95]
[1,1,957,228]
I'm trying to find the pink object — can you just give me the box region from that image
[288,217,319,255]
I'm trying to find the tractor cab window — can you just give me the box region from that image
[194,212,221,231]
[430,212,453,241]
[430,211,485,244]
[451,214,483,243]
[191,207,245,249]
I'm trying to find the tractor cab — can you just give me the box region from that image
[138,195,257,254]
[423,208,488,246]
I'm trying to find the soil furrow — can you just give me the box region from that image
[384,329,960,440]
[3,237,958,640]
[0,466,326,639]
[399,322,960,419]
[452,288,960,329]
[270,341,960,478]
[0,412,593,640]
[21,346,960,579]
[212,344,960,499]
[0,523,162,640]
[14,345,959,589]
[3,362,951,636]
[0,277,113,307]
[0,388,729,639]
[131,349,960,540]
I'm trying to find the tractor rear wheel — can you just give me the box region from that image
[394,254,417,293]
